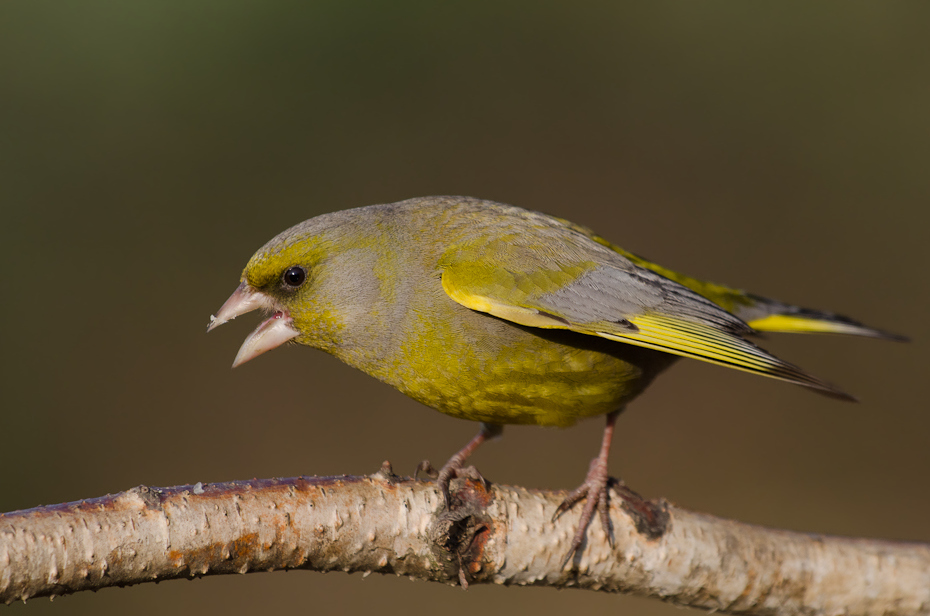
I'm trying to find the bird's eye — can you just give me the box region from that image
[282,266,307,288]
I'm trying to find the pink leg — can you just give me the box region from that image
[554,409,620,566]
[418,423,503,507]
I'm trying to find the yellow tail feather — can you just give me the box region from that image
[748,313,907,340]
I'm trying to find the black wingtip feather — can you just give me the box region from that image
[769,361,858,402]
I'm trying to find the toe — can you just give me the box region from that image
[415,460,438,480]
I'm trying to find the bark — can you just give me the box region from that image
[1,465,928,614]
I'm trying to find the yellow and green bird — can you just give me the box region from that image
[208,196,903,561]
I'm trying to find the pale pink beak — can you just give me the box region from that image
[207,282,299,367]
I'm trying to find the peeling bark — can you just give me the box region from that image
[1,467,928,615]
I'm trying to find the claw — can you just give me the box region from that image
[415,460,438,481]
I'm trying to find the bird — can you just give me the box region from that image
[208,196,903,564]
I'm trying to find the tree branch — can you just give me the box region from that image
[2,465,928,614]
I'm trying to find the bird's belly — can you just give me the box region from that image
[424,349,650,426]
[377,313,676,427]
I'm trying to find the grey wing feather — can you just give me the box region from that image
[535,264,753,335]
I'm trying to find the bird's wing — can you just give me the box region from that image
[439,244,853,400]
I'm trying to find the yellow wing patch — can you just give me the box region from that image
[440,271,570,329]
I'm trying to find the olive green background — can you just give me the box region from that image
[2,2,927,614]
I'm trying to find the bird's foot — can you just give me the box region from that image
[553,456,615,567]
[553,460,669,567]
[442,461,489,508]
[415,459,489,507]
[417,424,501,508]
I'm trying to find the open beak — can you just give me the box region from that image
[207,281,299,367]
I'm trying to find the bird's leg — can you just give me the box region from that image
[421,422,503,508]
[554,409,621,566]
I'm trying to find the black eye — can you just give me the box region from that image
[282,266,306,288]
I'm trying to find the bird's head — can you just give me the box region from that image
[207,224,345,367]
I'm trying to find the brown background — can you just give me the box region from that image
[2,3,927,614]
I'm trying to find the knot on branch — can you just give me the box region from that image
[428,477,495,589]
[612,481,671,540]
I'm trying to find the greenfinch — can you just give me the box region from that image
[208,196,902,562]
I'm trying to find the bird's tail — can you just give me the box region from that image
[738,295,908,341]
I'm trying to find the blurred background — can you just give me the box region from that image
[1,2,927,614]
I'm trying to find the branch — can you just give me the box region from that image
[2,465,928,615]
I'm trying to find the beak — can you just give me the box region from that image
[208,281,300,367]
[207,281,269,332]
